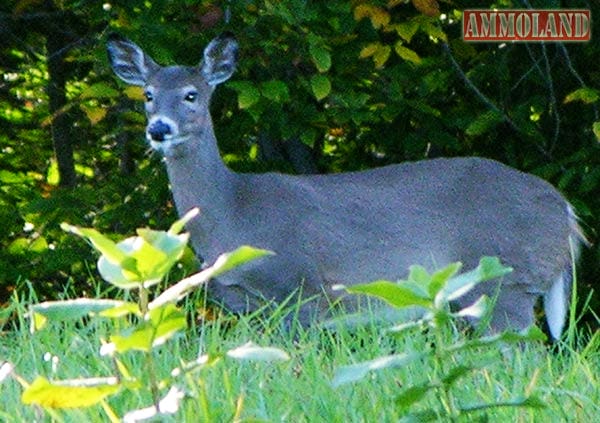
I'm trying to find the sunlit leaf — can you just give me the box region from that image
[147,304,187,347]
[123,86,144,101]
[110,304,186,353]
[61,224,136,273]
[229,81,261,109]
[309,42,331,73]
[261,80,290,103]
[46,159,60,186]
[465,110,505,136]
[80,103,108,124]
[427,262,462,297]
[311,75,331,101]
[227,342,290,362]
[394,20,420,43]
[122,386,184,422]
[436,257,511,305]
[395,43,422,65]
[79,82,120,100]
[359,42,380,59]
[456,296,489,319]
[99,302,141,318]
[593,121,600,142]
[211,246,274,278]
[345,280,431,309]
[332,353,423,387]
[412,0,440,17]
[30,299,127,332]
[373,44,391,68]
[396,383,432,408]
[22,376,119,408]
[168,208,199,235]
[564,87,600,104]
[354,4,390,29]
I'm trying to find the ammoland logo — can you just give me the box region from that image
[463,9,591,42]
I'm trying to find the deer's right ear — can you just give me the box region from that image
[201,32,238,86]
[107,34,159,86]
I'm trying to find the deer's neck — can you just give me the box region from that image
[162,125,238,260]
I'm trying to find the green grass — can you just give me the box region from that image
[1,287,599,422]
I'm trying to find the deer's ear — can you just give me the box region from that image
[107,34,159,86]
[200,32,238,86]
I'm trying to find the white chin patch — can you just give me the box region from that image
[149,138,186,156]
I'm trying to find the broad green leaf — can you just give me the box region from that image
[30,299,127,332]
[427,262,462,298]
[465,110,505,136]
[394,20,420,43]
[412,0,440,17]
[229,81,261,109]
[123,85,144,101]
[421,20,447,42]
[395,43,422,65]
[309,43,332,73]
[593,121,600,142]
[441,365,474,386]
[359,42,380,59]
[136,229,188,279]
[110,304,186,353]
[168,208,199,235]
[97,228,188,288]
[311,75,331,101]
[436,257,512,305]
[149,245,272,310]
[226,342,290,362]
[564,87,600,104]
[22,376,119,408]
[354,4,390,29]
[373,44,391,68]
[147,304,187,347]
[332,353,423,387]
[99,302,141,318]
[395,383,433,408]
[398,410,441,422]
[456,295,490,319]
[79,82,120,100]
[46,159,60,185]
[61,224,131,269]
[345,280,432,309]
[447,326,547,353]
[211,246,274,278]
[97,238,145,288]
[462,394,547,413]
[261,80,290,103]
[80,103,108,124]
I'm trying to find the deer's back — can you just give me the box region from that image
[208,157,572,316]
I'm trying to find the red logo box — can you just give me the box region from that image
[463,9,591,42]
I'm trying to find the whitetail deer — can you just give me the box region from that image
[107,33,583,339]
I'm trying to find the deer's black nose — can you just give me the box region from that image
[147,120,172,142]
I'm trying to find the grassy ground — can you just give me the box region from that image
[1,287,599,422]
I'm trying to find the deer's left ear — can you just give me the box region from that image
[200,32,238,86]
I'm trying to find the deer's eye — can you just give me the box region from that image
[184,91,198,102]
[144,91,153,102]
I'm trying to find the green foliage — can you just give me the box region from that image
[4,214,283,421]
[333,258,549,420]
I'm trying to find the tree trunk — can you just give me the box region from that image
[46,32,76,187]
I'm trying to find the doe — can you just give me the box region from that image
[107,33,582,339]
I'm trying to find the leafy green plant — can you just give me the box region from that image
[332,257,549,421]
[2,208,289,421]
